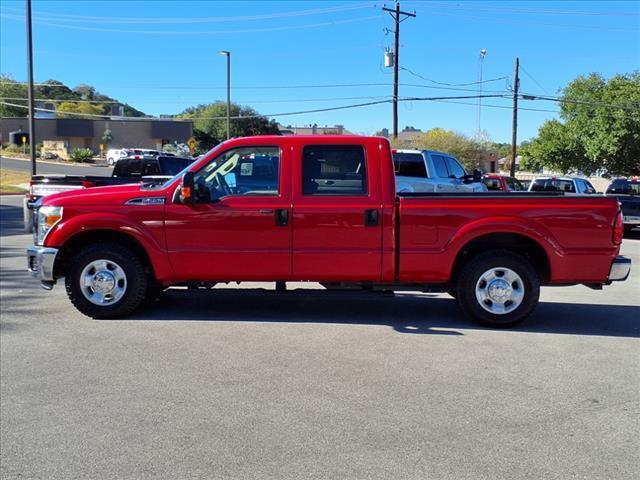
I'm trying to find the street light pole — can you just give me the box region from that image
[218,50,231,140]
[26,0,36,175]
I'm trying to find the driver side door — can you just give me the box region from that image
[164,143,292,281]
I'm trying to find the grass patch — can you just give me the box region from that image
[0,169,30,194]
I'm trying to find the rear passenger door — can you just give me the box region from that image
[292,143,383,281]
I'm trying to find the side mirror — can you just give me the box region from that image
[180,171,195,204]
[473,169,482,182]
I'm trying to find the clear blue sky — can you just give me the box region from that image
[1,1,638,142]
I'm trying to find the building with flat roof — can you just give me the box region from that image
[1,117,193,154]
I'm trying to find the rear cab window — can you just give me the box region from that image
[393,152,428,178]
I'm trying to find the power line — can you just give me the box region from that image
[400,66,508,87]
[519,93,640,112]
[0,80,510,94]
[0,13,382,35]
[519,64,550,95]
[0,3,373,24]
[0,95,392,105]
[409,9,640,31]
[410,1,640,17]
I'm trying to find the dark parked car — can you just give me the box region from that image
[606,178,640,233]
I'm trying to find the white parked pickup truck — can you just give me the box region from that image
[393,149,487,193]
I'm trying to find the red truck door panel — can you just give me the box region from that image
[291,142,383,281]
[164,144,292,281]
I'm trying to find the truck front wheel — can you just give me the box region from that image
[457,250,540,328]
[65,243,148,319]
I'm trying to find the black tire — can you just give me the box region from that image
[65,242,148,319]
[624,225,634,235]
[456,250,540,328]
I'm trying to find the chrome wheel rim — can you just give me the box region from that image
[475,267,524,315]
[80,259,127,306]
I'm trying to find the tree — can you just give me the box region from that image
[56,102,106,118]
[178,101,280,149]
[522,72,640,176]
[102,128,113,149]
[412,128,483,170]
[73,84,96,100]
[0,74,28,116]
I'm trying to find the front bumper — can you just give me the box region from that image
[27,246,58,286]
[622,215,640,226]
[609,256,631,282]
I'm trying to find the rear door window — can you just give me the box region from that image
[302,145,367,195]
[431,155,449,178]
[393,152,427,178]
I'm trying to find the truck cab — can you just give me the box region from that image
[393,149,486,193]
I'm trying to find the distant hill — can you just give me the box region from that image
[0,74,146,118]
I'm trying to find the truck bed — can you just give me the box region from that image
[397,192,621,284]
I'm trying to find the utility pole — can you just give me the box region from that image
[510,57,519,177]
[382,2,415,139]
[26,0,36,175]
[218,50,231,140]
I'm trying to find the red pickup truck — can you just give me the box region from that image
[27,135,630,327]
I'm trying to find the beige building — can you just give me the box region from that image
[1,117,192,156]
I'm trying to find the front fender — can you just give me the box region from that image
[45,211,175,281]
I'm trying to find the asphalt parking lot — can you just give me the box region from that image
[1,194,639,480]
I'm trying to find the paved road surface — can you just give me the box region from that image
[1,195,638,480]
[1,155,113,176]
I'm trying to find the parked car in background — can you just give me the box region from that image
[106,148,129,166]
[606,177,640,233]
[23,156,194,232]
[482,174,526,192]
[528,176,598,195]
[393,149,486,193]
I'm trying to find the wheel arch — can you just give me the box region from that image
[450,232,551,285]
[54,230,156,281]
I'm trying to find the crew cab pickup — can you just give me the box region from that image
[23,155,193,232]
[27,136,631,327]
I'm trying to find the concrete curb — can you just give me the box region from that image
[0,155,110,168]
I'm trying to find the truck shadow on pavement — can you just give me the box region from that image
[126,288,640,337]
[0,203,26,237]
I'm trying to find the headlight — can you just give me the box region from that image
[36,206,63,245]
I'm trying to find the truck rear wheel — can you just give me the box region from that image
[65,243,148,319]
[457,250,540,328]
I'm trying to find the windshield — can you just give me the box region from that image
[530,178,576,193]
[160,143,226,188]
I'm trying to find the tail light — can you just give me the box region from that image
[82,180,95,188]
[28,179,34,199]
[612,211,624,245]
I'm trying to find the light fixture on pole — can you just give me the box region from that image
[218,50,231,140]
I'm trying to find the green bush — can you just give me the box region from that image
[2,144,21,154]
[69,148,94,163]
